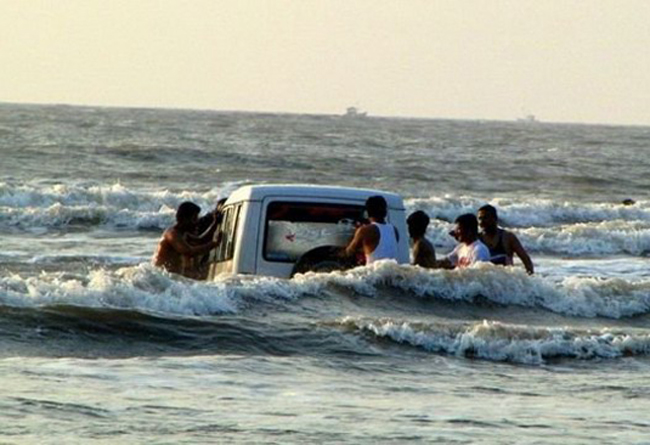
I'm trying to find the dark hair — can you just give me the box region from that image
[478,204,497,219]
[407,210,430,237]
[455,213,479,236]
[176,201,201,222]
[366,195,387,219]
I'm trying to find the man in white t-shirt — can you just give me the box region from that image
[435,213,490,269]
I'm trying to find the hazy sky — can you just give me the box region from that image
[2,1,649,124]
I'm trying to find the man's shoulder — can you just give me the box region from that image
[354,224,379,244]
[500,228,520,244]
[164,225,184,239]
[418,238,435,251]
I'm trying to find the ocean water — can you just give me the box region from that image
[1,102,650,443]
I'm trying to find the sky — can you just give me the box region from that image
[1,0,649,125]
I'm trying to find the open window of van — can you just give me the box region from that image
[263,202,365,263]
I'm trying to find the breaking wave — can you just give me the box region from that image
[0,181,244,229]
[297,261,650,319]
[2,183,649,256]
[342,317,650,365]
[2,261,650,319]
[407,196,650,228]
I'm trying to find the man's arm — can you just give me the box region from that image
[190,210,224,244]
[342,225,368,258]
[166,230,217,257]
[434,244,459,269]
[432,258,454,269]
[507,233,534,274]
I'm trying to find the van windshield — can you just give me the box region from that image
[264,202,365,262]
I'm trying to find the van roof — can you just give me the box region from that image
[225,184,405,209]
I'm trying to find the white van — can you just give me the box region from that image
[207,184,409,279]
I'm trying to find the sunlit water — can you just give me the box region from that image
[1,103,650,443]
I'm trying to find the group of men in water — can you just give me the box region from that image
[409,203,533,273]
[341,195,534,274]
[153,194,533,279]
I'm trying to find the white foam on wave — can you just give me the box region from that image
[406,196,650,228]
[3,184,650,256]
[0,263,324,317]
[2,260,650,320]
[0,181,245,229]
[517,220,650,256]
[2,183,647,229]
[405,196,650,256]
[0,265,236,316]
[293,261,650,318]
[1,203,173,229]
[425,219,650,256]
[343,317,650,365]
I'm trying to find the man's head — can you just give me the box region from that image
[407,210,430,239]
[176,201,201,227]
[477,204,498,233]
[453,213,479,244]
[365,195,388,220]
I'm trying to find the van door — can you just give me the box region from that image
[208,203,242,278]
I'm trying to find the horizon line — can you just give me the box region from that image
[1,99,647,129]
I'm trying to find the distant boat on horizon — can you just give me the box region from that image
[343,106,367,118]
[517,114,538,123]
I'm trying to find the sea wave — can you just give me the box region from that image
[0,181,244,229]
[27,254,146,266]
[2,183,650,257]
[425,219,650,256]
[0,264,315,317]
[295,261,650,319]
[406,196,650,228]
[342,317,650,365]
[516,221,650,256]
[2,261,650,319]
[2,182,647,228]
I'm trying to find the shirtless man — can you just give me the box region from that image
[407,210,436,268]
[436,213,490,269]
[153,201,220,278]
[342,195,402,264]
[477,204,534,275]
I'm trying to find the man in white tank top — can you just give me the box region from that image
[342,195,400,264]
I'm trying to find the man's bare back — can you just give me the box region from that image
[153,201,219,279]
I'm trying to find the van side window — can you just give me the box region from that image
[214,204,241,262]
[263,202,364,262]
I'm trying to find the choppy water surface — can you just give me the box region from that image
[1,103,650,443]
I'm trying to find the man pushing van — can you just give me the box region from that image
[341,195,402,265]
[153,201,220,278]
